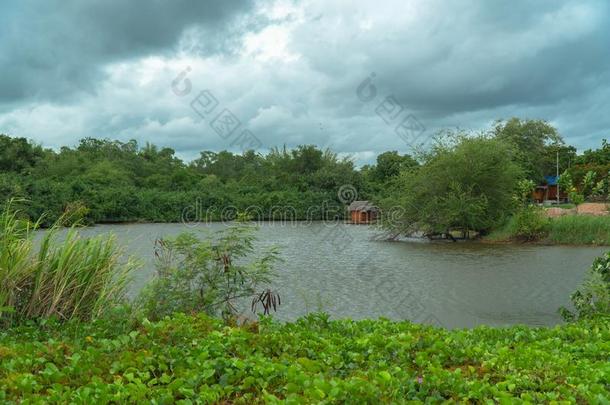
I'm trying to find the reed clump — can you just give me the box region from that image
[486,211,610,245]
[547,215,610,245]
[0,200,137,326]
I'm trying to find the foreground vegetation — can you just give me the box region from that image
[0,314,608,403]
[1,202,609,402]
[0,203,278,327]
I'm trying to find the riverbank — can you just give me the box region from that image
[1,313,607,403]
[485,214,610,246]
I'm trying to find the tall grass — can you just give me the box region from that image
[0,201,37,320]
[547,215,610,245]
[486,212,610,245]
[0,200,138,326]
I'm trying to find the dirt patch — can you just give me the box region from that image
[544,203,608,217]
[545,207,576,218]
[576,203,608,216]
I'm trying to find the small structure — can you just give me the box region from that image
[533,175,568,203]
[348,200,379,224]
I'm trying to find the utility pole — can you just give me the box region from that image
[556,150,560,205]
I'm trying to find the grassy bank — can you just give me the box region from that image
[0,314,608,403]
[486,214,610,245]
[547,215,610,245]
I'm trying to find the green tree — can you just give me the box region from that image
[577,139,610,165]
[0,135,45,173]
[372,151,418,182]
[382,134,523,237]
[492,118,568,181]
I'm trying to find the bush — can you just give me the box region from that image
[569,189,585,205]
[561,252,610,321]
[509,205,550,241]
[137,221,281,321]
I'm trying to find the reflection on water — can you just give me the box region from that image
[65,222,606,328]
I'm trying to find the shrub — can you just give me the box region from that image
[382,134,524,236]
[569,188,585,205]
[514,179,535,206]
[509,205,550,241]
[137,221,281,321]
[561,252,610,321]
[558,170,573,193]
[62,200,91,226]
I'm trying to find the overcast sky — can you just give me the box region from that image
[1,0,608,164]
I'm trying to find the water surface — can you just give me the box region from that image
[73,222,606,328]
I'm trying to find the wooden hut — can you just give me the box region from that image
[348,200,379,224]
[533,175,568,203]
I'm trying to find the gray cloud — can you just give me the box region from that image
[0,0,609,165]
[0,0,255,104]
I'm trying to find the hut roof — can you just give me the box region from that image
[544,175,558,186]
[348,200,378,212]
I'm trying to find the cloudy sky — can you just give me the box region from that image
[1,0,609,164]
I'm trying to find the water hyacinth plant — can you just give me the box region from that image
[0,313,608,403]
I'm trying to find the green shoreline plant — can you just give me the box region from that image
[486,212,610,245]
[561,251,610,321]
[136,215,281,322]
[0,200,138,326]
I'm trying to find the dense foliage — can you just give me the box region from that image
[380,135,523,237]
[2,118,610,240]
[0,136,369,225]
[506,206,550,242]
[569,139,610,190]
[492,118,575,182]
[0,313,608,403]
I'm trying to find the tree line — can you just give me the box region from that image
[1,117,608,230]
[0,137,369,225]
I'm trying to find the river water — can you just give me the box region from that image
[73,222,606,329]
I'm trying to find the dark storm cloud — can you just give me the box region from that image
[0,0,255,104]
[0,0,609,163]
